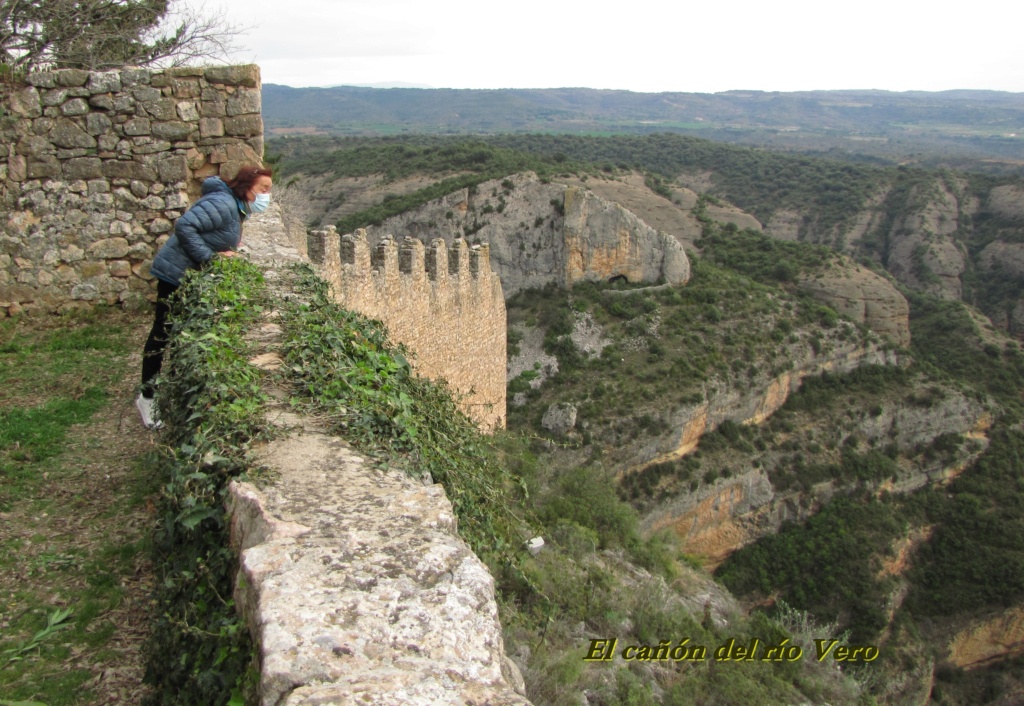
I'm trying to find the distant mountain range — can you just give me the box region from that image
[261,85,1024,171]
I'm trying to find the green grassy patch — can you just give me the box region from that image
[0,309,155,706]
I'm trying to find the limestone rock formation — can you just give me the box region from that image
[361,172,690,297]
[541,402,577,436]
[879,177,974,300]
[639,378,990,564]
[797,262,911,347]
[987,184,1024,221]
[948,606,1024,669]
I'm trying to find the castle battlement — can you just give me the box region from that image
[308,227,506,430]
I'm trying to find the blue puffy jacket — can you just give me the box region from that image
[150,177,249,285]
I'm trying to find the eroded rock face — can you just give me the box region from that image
[647,469,778,569]
[797,263,911,347]
[884,178,972,300]
[987,185,1024,221]
[636,340,989,563]
[541,402,577,436]
[562,185,691,289]
[979,240,1024,274]
[948,606,1024,669]
[361,172,690,297]
[227,433,530,706]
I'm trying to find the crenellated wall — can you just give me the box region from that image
[308,227,507,430]
[0,65,264,315]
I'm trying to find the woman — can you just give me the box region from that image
[136,165,273,429]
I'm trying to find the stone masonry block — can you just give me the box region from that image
[49,119,97,149]
[199,118,225,138]
[226,89,261,116]
[56,70,90,87]
[7,87,41,118]
[143,97,178,121]
[223,114,262,137]
[177,102,201,121]
[86,112,113,135]
[64,158,103,180]
[102,160,157,181]
[27,156,60,179]
[123,117,151,136]
[87,71,122,94]
[151,121,193,141]
[25,72,57,88]
[61,98,90,116]
[200,99,227,118]
[119,68,151,88]
[204,65,260,87]
[89,94,115,111]
[157,155,189,183]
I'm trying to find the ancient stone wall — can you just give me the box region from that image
[309,227,507,431]
[0,65,264,315]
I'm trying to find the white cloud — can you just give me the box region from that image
[207,0,1024,92]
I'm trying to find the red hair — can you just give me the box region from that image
[225,165,272,200]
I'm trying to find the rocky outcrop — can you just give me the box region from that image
[654,338,900,464]
[797,262,911,347]
[883,177,974,300]
[948,606,1024,669]
[639,379,990,564]
[978,241,1024,278]
[646,468,779,569]
[361,172,690,297]
[541,402,577,436]
[986,185,1024,222]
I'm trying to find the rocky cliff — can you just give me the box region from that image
[797,261,910,347]
[360,172,690,297]
[637,376,991,567]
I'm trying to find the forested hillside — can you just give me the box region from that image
[262,85,1024,173]
[268,131,1024,705]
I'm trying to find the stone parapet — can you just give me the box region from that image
[0,65,264,314]
[227,431,529,706]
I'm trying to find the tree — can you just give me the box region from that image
[0,0,243,73]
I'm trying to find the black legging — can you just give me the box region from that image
[141,279,180,399]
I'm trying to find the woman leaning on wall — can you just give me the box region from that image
[136,165,273,429]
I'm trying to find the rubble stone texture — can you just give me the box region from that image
[228,434,530,706]
[0,65,263,314]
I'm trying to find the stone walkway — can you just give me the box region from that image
[228,207,530,706]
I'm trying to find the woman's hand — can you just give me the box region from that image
[219,250,237,258]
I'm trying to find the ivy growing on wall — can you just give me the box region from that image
[143,258,536,705]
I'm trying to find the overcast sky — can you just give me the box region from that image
[206,0,1024,93]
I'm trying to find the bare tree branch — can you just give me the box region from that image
[0,0,246,73]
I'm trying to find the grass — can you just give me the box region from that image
[0,308,159,705]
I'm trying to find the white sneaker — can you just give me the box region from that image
[136,394,163,430]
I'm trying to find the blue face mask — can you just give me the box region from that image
[251,192,271,213]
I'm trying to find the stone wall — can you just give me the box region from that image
[0,65,264,315]
[309,227,507,431]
